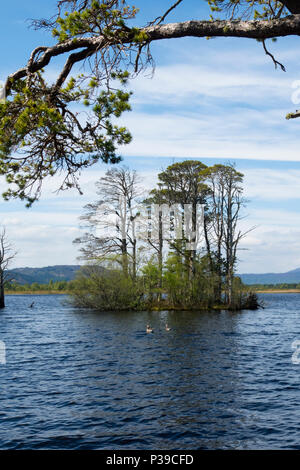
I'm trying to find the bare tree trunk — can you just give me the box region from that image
[158,210,163,299]
[189,201,197,280]
[132,238,137,281]
[216,241,223,304]
[0,270,5,309]
[0,229,16,309]
[121,239,128,278]
[203,212,213,270]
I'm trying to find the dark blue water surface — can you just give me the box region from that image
[0,293,299,450]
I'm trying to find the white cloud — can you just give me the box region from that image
[244,169,300,201]
[0,210,83,268]
[131,64,292,105]
[117,109,300,161]
[239,226,300,273]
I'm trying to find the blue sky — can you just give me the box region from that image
[1,1,300,273]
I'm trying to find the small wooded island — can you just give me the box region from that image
[69,160,258,311]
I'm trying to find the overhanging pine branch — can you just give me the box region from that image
[145,14,300,41]
[5,14,300,95]
[286,110,300,119]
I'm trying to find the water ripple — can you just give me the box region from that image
[0,293,300,449]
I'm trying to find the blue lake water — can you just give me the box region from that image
[0,293,299,449]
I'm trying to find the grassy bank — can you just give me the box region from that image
[256,289,300,293]
[4,280,72,296]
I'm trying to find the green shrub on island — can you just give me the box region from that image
[70,266,144,311]
[69,260,258,312]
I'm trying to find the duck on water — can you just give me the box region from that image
[146,325,153,333]
[146,324,171,333]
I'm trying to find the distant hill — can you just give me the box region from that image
[7,265,81,285]
[7,264,300,286]
[240,268,300,285]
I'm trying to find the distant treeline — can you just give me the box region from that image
[252,283,300,290]
[5,280,74,293]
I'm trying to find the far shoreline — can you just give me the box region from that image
[5,291,68,295]
[6,289,300,296]
[256,289,300,293]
